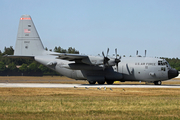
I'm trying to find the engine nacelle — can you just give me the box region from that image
[81,56,103,65]
[81,56,116,66]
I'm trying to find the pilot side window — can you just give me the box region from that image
[161,67,166,71]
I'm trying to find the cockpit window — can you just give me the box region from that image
[161,67,166,71]
[158,61,166,66]
[158,61,163,65]
[158,60,172,69]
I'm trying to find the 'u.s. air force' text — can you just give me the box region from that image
[135,63,156,66]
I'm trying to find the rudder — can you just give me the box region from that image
[14,15,45,56]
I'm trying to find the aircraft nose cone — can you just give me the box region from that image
[168,68,179,79]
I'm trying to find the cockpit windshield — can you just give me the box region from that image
[158,60,171,69]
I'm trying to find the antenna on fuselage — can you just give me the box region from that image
[136,50,138,56]
[145,50,147,57]
[136,50,141,57]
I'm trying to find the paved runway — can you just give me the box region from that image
[0,83,180,88]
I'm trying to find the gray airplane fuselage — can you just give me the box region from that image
[35,55,176,83]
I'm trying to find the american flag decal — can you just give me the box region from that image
[24,29,31,33]
[20,17,31,20]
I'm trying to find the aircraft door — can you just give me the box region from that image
[158,67,167,79]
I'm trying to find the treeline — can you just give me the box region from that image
[165,58,180,71]
[0,46,79,76]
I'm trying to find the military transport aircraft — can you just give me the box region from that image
[4,15,179,85]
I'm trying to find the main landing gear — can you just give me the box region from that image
[154,81,162,85]
[97,81,105,84]
[106,81,114,84]
[88,81,96,84]
[88,81,114,85]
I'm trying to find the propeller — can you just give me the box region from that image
[114,48,121,72]
[102,48,110,68]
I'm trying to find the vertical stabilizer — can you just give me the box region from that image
[14,15,45,56]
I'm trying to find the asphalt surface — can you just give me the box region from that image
[0,83,180,88]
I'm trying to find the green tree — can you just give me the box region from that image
[39,64,49,73]
[3,46,14,55]
[54,46,79,54]
[0,61,6,72]
[165,57,180,71]
[68,47,79,54]
[8,62,17,71]
[54,46,67,53]
[28,62,39,72]
[19,63,28,72]
[0,50,2,56]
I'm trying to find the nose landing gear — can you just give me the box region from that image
[154,81,161,85]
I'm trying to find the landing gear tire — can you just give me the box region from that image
[88,81,96,84]
[106,81,114,84]
[154,81,161,85]
[97,81,105,85]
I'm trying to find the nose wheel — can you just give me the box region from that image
[154,81,161,85]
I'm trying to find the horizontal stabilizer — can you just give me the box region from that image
[3,54,34,59]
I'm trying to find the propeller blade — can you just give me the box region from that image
[106,48,109,57]
[102,48,110,69]
[102,51,105,57]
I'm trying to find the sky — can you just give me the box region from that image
[0,0,180,58]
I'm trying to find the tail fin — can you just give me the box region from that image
[14,15,45,56]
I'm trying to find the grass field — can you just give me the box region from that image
[0,76,180,119]
[0,87,180,120]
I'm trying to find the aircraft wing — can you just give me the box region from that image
[51,53,105,65]
[51,53,88,61]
